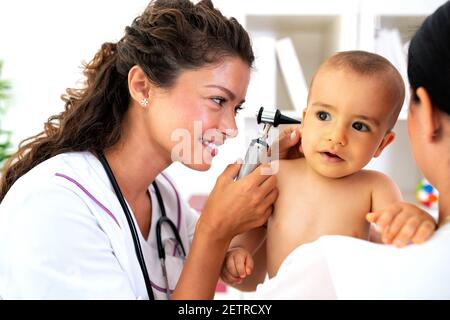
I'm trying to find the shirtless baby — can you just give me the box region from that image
[220,51,436,289]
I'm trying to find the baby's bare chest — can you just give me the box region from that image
[269,180,372,245]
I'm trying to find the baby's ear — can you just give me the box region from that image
[301,108,307,127]
[374,131,396,157]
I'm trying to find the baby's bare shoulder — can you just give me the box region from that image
[358,169,391,180]
[357,169,397,188]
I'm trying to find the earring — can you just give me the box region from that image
[140,98,149,108]
[432,130,440,139]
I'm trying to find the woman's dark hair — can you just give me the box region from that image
[408,0,450,115]
[0,0,254,201]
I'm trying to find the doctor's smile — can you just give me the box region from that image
[200,137,220,157]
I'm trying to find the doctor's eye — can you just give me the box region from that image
[316,111,331,121]
[211,97,226,106]
[234,105,244,115]
[352,122,370,132]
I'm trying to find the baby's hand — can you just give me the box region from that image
[366,202,436,248]
[220,247,254,286]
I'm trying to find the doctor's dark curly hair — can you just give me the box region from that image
[0,0,254,201]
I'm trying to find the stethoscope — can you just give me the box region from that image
[97,151,186,300]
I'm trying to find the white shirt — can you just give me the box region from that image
[253,223,450,299]
[0,151,199,299]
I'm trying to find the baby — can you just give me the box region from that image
[221,51,436,289]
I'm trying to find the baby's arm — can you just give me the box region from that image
[368,172,436,247]
[220,227,267,291]
[367,202,436,247]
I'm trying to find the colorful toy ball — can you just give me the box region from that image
[416,178,439,208]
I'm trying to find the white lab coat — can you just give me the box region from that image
[0,151,199,299]
[253,223,450,299]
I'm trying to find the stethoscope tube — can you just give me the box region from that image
[97,152,155,300]
[98,151,187,300]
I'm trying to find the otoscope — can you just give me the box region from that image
[236,107,301,179]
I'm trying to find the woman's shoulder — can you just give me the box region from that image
[0,166,94,231]
[14,151,96,180]
[1,151,98,211]
[0,151,114,239]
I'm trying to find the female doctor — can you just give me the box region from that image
[254,0,450,299]
[0,0,300,299]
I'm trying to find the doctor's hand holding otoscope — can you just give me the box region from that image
[200,108,302,240]
[205,107,303,239]
[236,107,302,180]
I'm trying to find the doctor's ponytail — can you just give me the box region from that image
[0,0,253,202]
[0,41,126,202]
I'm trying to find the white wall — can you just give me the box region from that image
[0,0,149,143]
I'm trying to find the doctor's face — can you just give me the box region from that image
[148,57,250,171]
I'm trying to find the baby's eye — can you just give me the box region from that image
[211,97,226,106]
[316,111,331,121]
[352,122,370,132]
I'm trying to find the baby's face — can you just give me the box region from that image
[301,67,396,178]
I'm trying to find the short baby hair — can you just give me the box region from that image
[310,50,405,131]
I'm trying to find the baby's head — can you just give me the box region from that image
[301,50,405,178]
